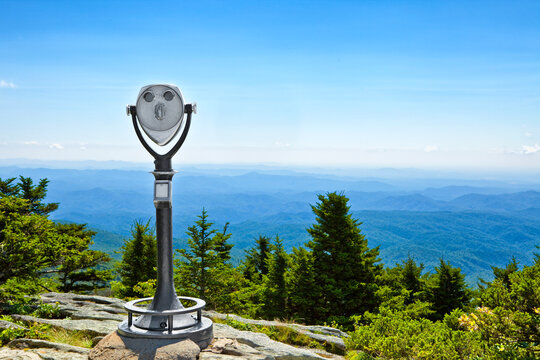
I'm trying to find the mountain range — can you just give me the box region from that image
[1,165,538,284]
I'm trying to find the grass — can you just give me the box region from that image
[0,315,95,348]
[41,327,94,348]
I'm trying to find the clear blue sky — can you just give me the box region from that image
[1,0,539,171]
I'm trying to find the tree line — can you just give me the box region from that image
[1,176,538,358]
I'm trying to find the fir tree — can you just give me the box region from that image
[213,222,233,262]
[117,220,157,297]
[262,236,288,319]
[0,176,111,297]
[287,247,317,322]
[175,209,235,307]
[429,259,470,320]
[0,177,18,197]
[17,176,59,216]
[400,256,425,304]
[53,223,113,292]
[306,192,381,323]
[241,235,271,281]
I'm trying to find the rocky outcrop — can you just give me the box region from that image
[206,311,347,352]
[208,323,340,359]
[0,319,27,331]
[10,314,119,337]
[0,347,42,360]
[6,338,88,360]
[1,292,346,360]
[40,292,125,321]
[88,331,200,360]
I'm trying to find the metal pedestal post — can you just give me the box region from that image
[118,100,212,348]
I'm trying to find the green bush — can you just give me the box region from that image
[32,303,62,319]
[346,308,485,359]
[0,317,50,346]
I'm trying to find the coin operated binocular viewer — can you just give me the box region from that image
[118,84,213,347]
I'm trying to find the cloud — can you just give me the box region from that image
[424,145,438,152]
[274,141,291,148]
[0,80,15,88]
[22,141,39,145]
[525,132,533,137]
[49,143,64,150]
[521,144,540,155]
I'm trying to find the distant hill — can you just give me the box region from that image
[1,166,539,284]
[450,191,540,212]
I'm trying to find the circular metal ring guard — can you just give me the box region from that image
[124,296,206,333]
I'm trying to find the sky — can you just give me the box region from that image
[0,0,539,172]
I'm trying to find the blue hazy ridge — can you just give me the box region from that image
[1,166,539,283]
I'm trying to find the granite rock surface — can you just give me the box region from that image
[1,292,346,360]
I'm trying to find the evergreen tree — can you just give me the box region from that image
[262,236,288,319]
[213,222,233,262]
[0,196,60,286]
[400,256,425,304]
[117,220,157,298]
[0,177,18,197]
[491,256,519,289]
[17,176,58,216]
[0,176,111,297]
[306,192,381,323]
[287,247,317,322]
[176,209,217,299]
[429,259,470,320]
[175,209,235,308]
[241,235,271,281]
[53,223,113,292]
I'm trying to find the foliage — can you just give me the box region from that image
[16,176,59,216]
[0,176,112,298]
[53,223,113,292]
[0,196,61,286]
[0,276,47,304]
[306,192,381,324]
[287,246,317,322]
[132,279,157,298]
[0,315,93,348]
[115,219,157,298]
[428,259,471,320]
[241,235,271,281]
[32,303,62,319]
[175,208,235,309]
[346,308,485,359]
[0,315,51,346]
[457,257,540,358]
[262,236,289,319]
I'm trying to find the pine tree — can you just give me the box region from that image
[306,192,381,323]
[241,235,271,281]
[117,220,157,298]
[17,176,58,216]
[287,246,317,322]
[214,222,233,262]
[0,197,59,286]
[175,209,235,308]
[0,176,111,297]
[53,223,113,292]
[176,209,217,299]
[262,236,288,319]
[429,259,470,320]
[0,177,18,197]
[400,256,425,304]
